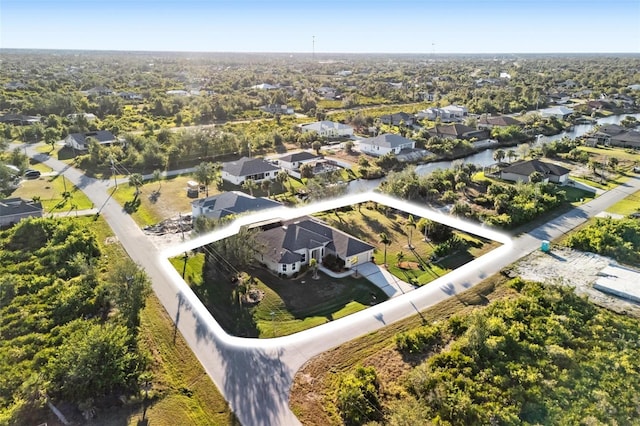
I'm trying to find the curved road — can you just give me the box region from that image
[22,143,640,426]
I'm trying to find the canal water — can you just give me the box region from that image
[348,113,640,193]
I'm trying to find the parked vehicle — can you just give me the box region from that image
[24,169,41,179]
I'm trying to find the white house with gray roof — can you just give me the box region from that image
[300,121,354,138]
[0,198,43,228]
[358,133,415,157]
[65,130,119,152]
[254,216,375,277]
[221,157,281,186]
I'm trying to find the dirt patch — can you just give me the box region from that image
[513,246,640,316]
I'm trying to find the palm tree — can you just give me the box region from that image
[493,149,506,164]
[128,173,144,200]
[194,161,216,197]
[396,251,405,267]
[276,169,289,193]
[378,232,392,267]
[507,149,517,163]
[261,179,272,197]
[242,178,257,196]
[312,140,322,156]
[405,215,416,248]
[152,169,162,191]
[309,258,319,279]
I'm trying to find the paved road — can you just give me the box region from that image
[20,143,640,426]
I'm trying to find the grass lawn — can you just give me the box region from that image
[605,189,640,215]
[314,204,500,286]
[570,175,621,191]
[171,253,388,338]
[11,173,94,213]
[578,145,640,164]
[111,174,206,226]
[561,185,597,205]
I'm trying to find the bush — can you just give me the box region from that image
[336,366,381,425]
[395,324,442,354]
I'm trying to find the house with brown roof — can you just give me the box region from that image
[477,115,523,130]
[427,124,489,140]
[254,216,375,277]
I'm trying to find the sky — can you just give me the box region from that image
[1,0,639,54]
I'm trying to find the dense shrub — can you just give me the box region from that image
[336,366,381,425]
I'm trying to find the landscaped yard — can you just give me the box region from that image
[313,203,500,286]
[171,252,388,338]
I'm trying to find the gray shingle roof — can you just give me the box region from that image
[501,159,570,177]
[0,197,43,217]
[191,191,281,220]
[278,151,319,163]
[68,130,117,149]
[365,133,415,149]
[222,157,280,177]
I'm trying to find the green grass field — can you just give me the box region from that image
[11,173,94,213]
[605,189,640,215]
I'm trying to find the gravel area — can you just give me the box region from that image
[514,246,640,316]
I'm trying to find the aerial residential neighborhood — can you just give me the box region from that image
[1,1,640,424]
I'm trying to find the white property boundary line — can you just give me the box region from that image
[158,190,513,348]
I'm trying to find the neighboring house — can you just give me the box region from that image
[300,121,354,138]
[65,130,119,152]
[191,191,281,220]
[499,159,570,184]
[0,198,43,228]
[221,157,281,185]
[379,112,414,126]
[252,83,278,90]
[317,86,338,99]
[67,113,97,122]
[82,86,113,96]
[477,115,523,129]
[359,133,416,156]
[254,216,375,277]
[4,81,28,90]
[275,151,320,171]
[0,114,41,126]
[548,92,572,104]
[166,89,189,96]
[540,106,574,119]
[260,104,295,115]
[416,105,468,122]
[117,91,144,100]
[610,130,640,149]
[586,124,626,146]
[427,124,489,140]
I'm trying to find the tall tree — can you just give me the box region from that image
[242,178,257,196]
[379,232,392,267]
[194,161,216,197]
[128,173,144,200]
[405,215,416,248]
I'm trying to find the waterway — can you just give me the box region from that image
[414,113,640,176]
[347,113,640,193]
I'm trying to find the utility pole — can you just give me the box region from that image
[312,35,315,61]
[182,251,188,279]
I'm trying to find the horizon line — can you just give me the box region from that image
[1,47,639,56]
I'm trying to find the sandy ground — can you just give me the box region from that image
[513,246,640,316]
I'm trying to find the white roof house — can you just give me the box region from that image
[300,121,354,138]
[358,133,415,157]
[540,106,574,119]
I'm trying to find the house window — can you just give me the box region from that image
[282,264,287,272]
[301,253,306,263]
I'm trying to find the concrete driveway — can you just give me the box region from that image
[356,262,416,297]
